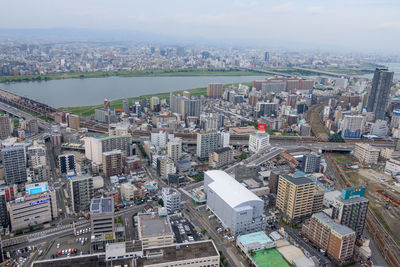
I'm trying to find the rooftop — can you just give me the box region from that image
[205,170,262,209]
[90,198,114,215]
[238,231,274,247]
[137,213,173,238]
[355,143,380,152]
[136,240,219,266]
[280,174,314,186]
[313,212,355,236]
[213,147,232,154]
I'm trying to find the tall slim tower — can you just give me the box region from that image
[367,68,394,120]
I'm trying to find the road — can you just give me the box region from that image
[183,203,247,267]
[0,101,51,129]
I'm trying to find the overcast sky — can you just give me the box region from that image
[1,0,399,52]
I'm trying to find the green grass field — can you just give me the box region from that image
[252,249,289,267]
[0,68,265,83]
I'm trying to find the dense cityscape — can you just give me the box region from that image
[1,1,400,267]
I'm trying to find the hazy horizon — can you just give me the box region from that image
[1,0,400,53]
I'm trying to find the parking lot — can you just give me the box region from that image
[170,214,201,244]
[41,227,92,260]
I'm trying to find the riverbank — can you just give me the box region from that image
[61,82,252,117]
[61,86,208,116]
[0,68,265,83]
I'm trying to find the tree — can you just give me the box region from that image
[329,132,345,142]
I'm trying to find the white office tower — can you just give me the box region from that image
[220,132,230,148]
[204,170,266,236]
[167,137,182,162]
[151,131,169,147]
[162,187,181,214]
[248,132,270,153]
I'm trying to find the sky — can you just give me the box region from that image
[0,0,399,52]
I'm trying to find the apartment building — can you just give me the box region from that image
[70,175,94,213]
[209,147,233,168]
[354,143,380,165]
[196,132,219,159]
[102,150,123,178]
[302,212,356,263]
[276,175,316,223]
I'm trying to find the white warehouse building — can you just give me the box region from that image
[204,170,267,236]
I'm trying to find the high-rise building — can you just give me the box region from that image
[102,150,123,178]
[301,153,321,173]
[341,115,364,139]
[264,51,269,63]
[151,96,160,111]
[367,68,394,120]
[249,132,270,153]
[160,157,176,179]
[0,114,12,139]
[276,175,316,223]
[85,135,131,165]
[204,170,266,236]
[170,94,201,118]
[151,131,169,147]
[58,154,75,174]
[167,137,182,162]
[68,114,80,130]
[1,146,27,184]
[162,187,181,214]
[302,212,356,263]
[123,99,130,114]
[324,187,369,239]
[69,175,94,213]
[220,132,230,147]
[0,191,9,228]
[196,132,219,159]
[90,198,115,252]
[207,83,223,98]
[256,102,277,117]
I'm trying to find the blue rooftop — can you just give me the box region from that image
[238,231,273,246]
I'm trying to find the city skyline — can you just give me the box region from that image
[1,0,400,53]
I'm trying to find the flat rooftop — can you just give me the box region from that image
[136,241,218,266]
[138,213,173,238]
[32,254,132,267]
[281,174,314,186]
[90,197,114,215]
[238,231,274,246]
[313,212,355,236]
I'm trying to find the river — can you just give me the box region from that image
[0,75,267,108]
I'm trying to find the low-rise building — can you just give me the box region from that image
[137,213,174,249]
[8,190,57,231]
[137,240,220,267]
[209,147,233,168]
[236,231,275,253]
[354,143,380,165]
